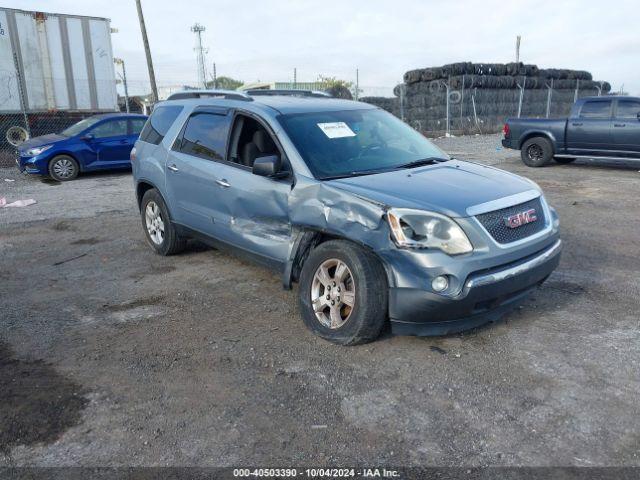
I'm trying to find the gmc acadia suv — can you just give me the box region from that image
[132,89,561,345]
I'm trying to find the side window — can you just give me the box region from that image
[231,114,283,169]
[579,101,611,119]
[130,118,147,136]
[616,100,640,119]
[139,105,183,145]
[91,119,129,138]
[179,112,230,161]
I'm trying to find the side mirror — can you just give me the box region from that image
[81,133,95,141]
[252,155,288,178]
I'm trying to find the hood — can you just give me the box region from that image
[326,160,539,218]
[18,133,68,152]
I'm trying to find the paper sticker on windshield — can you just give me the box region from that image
[317,122,356,139]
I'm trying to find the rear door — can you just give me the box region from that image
[88,118,132,166]
[566,99,613,155]
[611,98,640,154]
[164,108,235,240]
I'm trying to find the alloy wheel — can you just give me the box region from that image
[310,258,356,329]
[145,201,165,245]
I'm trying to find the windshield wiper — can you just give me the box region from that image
[395,157,449,170]
[321,167,396,180]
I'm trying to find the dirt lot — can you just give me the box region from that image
[1,134,638,466]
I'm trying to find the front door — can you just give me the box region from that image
[612,98,640,154]
[88,118,131,166]
[566,99,613,155]
[213,112,292,264]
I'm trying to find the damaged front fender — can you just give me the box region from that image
[282,175,396,288]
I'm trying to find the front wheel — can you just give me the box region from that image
[521,137,553,167]
[298,240,388,345]
[49,155,79,181]
[140,189,186,255]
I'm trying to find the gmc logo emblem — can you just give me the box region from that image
[504,208,537,229]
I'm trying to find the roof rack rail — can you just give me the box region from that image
[245,89,331,98]
[166,89,253,101]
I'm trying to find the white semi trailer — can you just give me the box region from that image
[0,7,118,113]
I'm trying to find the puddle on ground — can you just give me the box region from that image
[0,341,87,453]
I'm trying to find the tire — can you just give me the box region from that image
[521,137,554,167]
[298,240,388,346]
[140,189,186,255]
[554,157,576,164]
[48,155,79,181]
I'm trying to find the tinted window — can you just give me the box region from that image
[140,105,183,145]
[579,101,611,119]
[179,112,230,161]
[616,100,640,119]
[130,118,147,136]
[91,119,128,138]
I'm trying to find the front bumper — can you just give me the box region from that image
[17,153,48,174]
[389,239,562,336]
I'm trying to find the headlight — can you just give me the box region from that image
[387,208,473,255]
[26,145,53,156]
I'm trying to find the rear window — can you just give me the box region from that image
[579,100,611,119]
[178,112,230,161]
[139,105,183,145]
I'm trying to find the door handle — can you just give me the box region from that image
[119,139,128,144]
[614,123,626,127]
[216,179,231,188]
[167,164,179,172]
[572,122,583,127]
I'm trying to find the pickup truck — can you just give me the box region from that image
[502,95,640,167]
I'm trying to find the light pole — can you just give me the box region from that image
[114,57,129,113]
[135,0,158,103]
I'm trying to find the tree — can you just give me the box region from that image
[206,76,244,90]
[317,75,357,99]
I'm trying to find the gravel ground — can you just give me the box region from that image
[1,134,639,466]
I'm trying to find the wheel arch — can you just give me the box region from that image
[518,131,556,152]
[283,228,394,291]
[136,180,158,210]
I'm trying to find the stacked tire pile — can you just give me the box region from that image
[363,62,611,135]
[359,96,399,117]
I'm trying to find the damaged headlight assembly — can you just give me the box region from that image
[387,208,473,255]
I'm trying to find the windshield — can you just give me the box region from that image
[61,117,103,137]
[278,108,448,179]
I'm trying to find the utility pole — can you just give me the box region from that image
[114,58,129,113]
[516,35,521,63]
[191,23,207,88]
[212,62,217,89]
[135,0,158,103]
[355,68,359,100]
[293,68,297,89]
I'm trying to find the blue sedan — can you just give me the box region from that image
[17,113,148,181]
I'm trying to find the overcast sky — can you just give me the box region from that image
[18,0,640,96]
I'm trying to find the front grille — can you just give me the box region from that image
[475,197,546,244]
